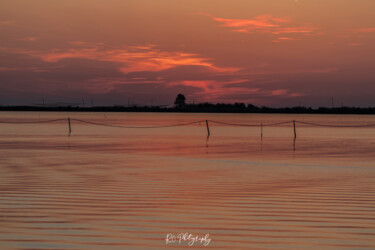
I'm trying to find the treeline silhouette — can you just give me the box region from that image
[1,103,375,114]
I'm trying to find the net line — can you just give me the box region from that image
[208,120,292,127]
[70,118,205,129]
[1,117,375,128]
[296,120,375,128]
[0,118,67,124]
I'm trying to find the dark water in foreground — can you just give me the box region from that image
[0,112,375,249]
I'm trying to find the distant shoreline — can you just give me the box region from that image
[1,105,375,115]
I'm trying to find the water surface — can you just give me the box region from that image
[1,112,375,249]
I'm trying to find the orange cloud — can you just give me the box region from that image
[270,27,316,35]
[271,89,288,96]
[289,93,305,97]
[15,45,240,74]
[211,14,289,30]
[337,27,375,44]
[81,78,165,94]
[202,13,318,40]
[349,42,361,47]
[177,80,212,92]
[273,37,296,43]
[21,37,37,42]
[353,27,375,33]
[243,67,338,75]
[0,67,18,71]
[0,20,15,27]
[277,37,295,40]
[271,90,304,97]
[169,79,260,103]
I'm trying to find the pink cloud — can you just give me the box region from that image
[167,79,260,103]
[0,67,18,72]
[353,27,375,34]
[1,45,241,74]
[21,37,37,42]
[336,27,375,44]
[209,14,289,30]
[244,67,338,76]
[277,37,295,40]
[0,66,49,72]
[289,93,305,97]
[70,41,90,46]
[270,27,316,35]
[349,42,361,47]
[0,43,329,105]
[81,78,164,94]
[201,13,318,40]
[0,20,15,27]
[271,89,288,96]
[273,37,296,43]
[270,90,305,98]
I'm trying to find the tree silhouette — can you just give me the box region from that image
[174,94,186,108]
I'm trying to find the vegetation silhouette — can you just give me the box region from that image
[1,94,375,114]
[1,102,375,114]
[174,94,186,108]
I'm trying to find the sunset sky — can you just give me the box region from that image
[1,0,374,107]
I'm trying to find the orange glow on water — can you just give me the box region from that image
[1,112,375,248]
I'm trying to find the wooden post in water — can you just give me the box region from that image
[205,120,210,137]
[293,120,296,139]
[68,117,72,135]
[261,123,263,139]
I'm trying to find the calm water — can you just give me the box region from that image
[1,112,375,249]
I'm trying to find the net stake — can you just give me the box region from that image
[68,117,72,135]
[206,120,210,137]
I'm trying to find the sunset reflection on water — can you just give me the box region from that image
[1,112,375,249]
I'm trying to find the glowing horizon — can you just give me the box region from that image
[0,0,374,107]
